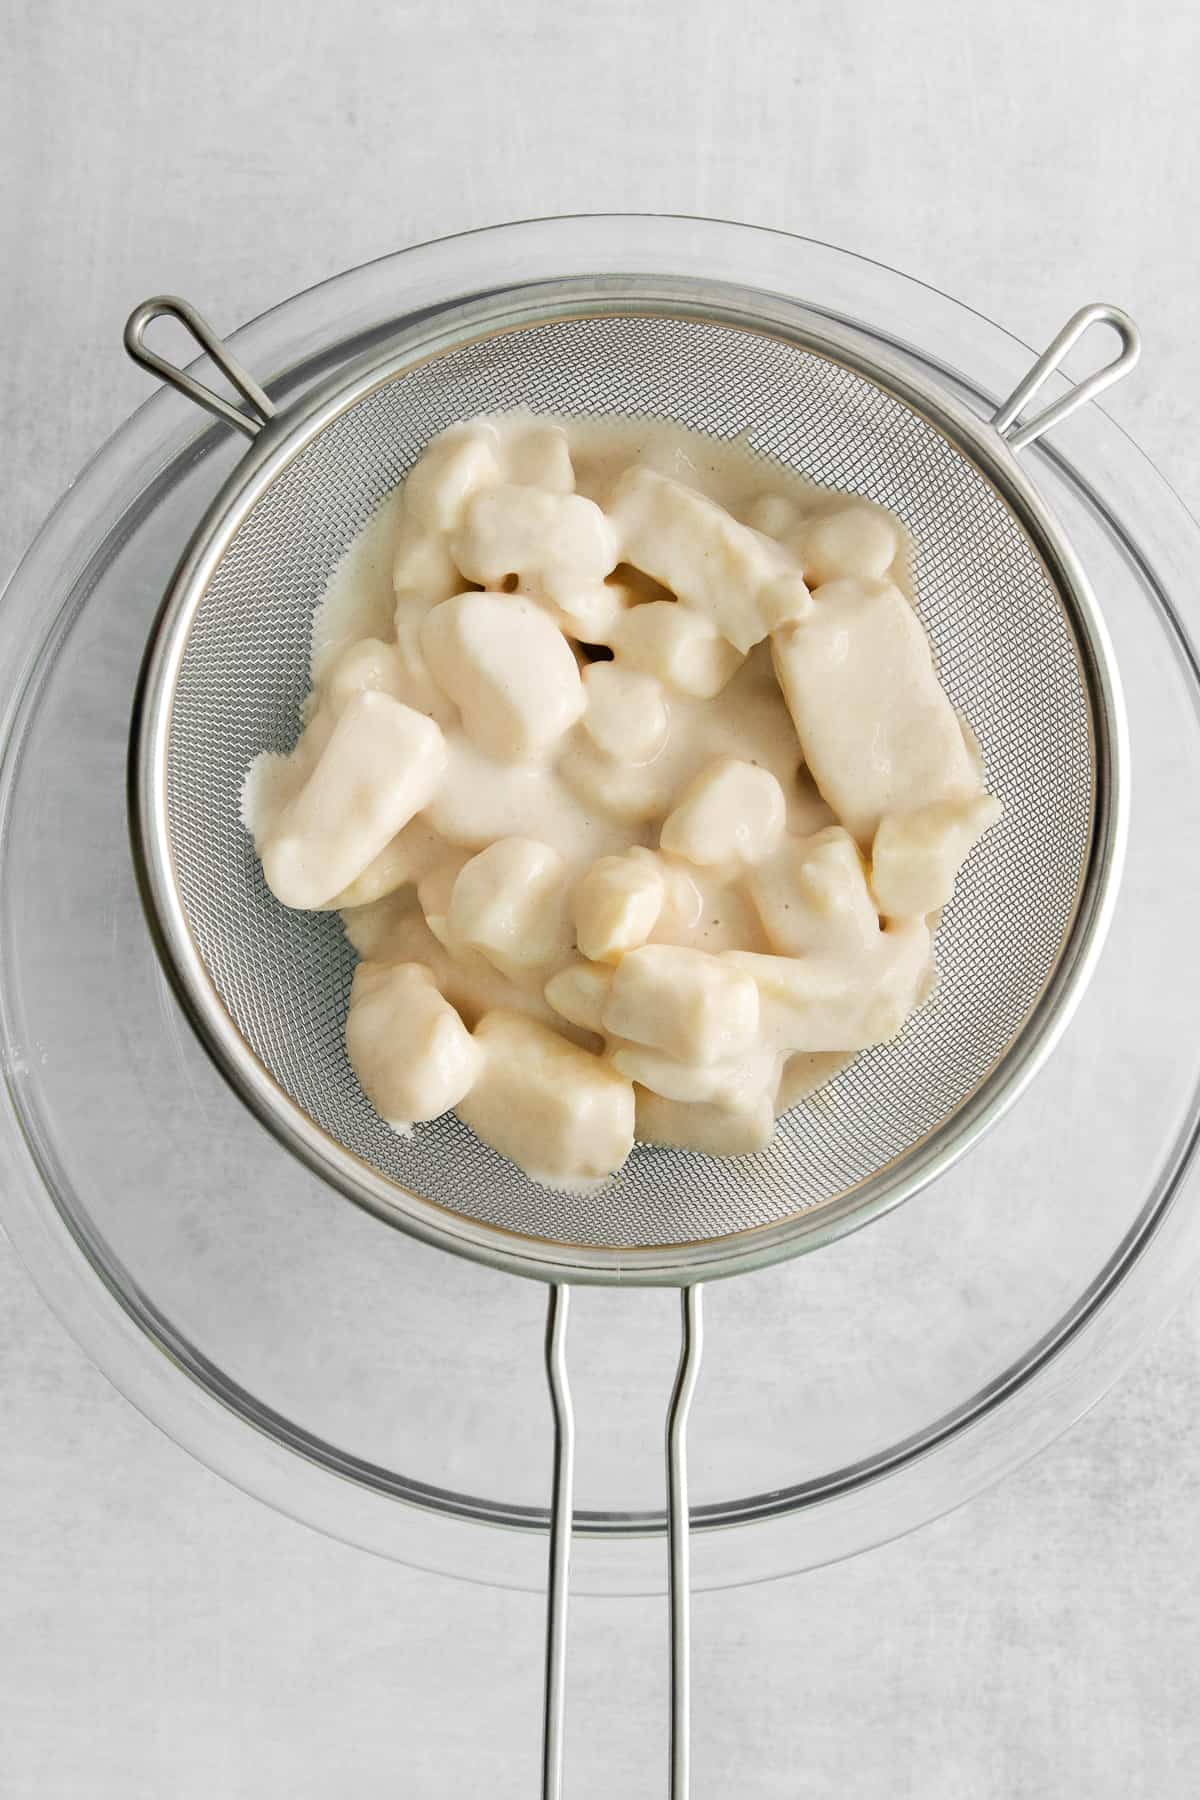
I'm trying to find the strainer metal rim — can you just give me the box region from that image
[129,274,1130,1288]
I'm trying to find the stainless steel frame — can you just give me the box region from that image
[125,281,1136,1289]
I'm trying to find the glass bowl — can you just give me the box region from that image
[3,216,1200,1594]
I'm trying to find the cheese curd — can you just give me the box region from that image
[243,412,1001,1186]
[660,758,787,868]
[457,1012,635,1185]
[612,600,743,699]
[604,944,761,1066]
[771,577,980,844]
[421,590,585,761]
[747,827,880,958]
[346,962,482,1129]
[260,692,446,910]
[451,484,618,600]
[609,466,812,653]
[573,852,665,965]
[444,837,574,976]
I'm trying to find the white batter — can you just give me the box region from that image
[243,412,1000,1186]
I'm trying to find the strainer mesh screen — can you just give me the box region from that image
[166,314,1093,1250]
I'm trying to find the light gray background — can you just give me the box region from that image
[3,2,1200,1794]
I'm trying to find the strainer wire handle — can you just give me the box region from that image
[123,296,277,440]
[540,1283,705,1799]
[542,1284,574,1800]
[667,1285,704,1800]
[991,302,1140,452]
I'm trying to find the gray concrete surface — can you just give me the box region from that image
[3,1,1200,1793]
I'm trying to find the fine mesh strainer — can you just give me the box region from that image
[125,277,1138,1798]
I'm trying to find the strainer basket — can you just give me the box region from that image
[125,276,1138,1797]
